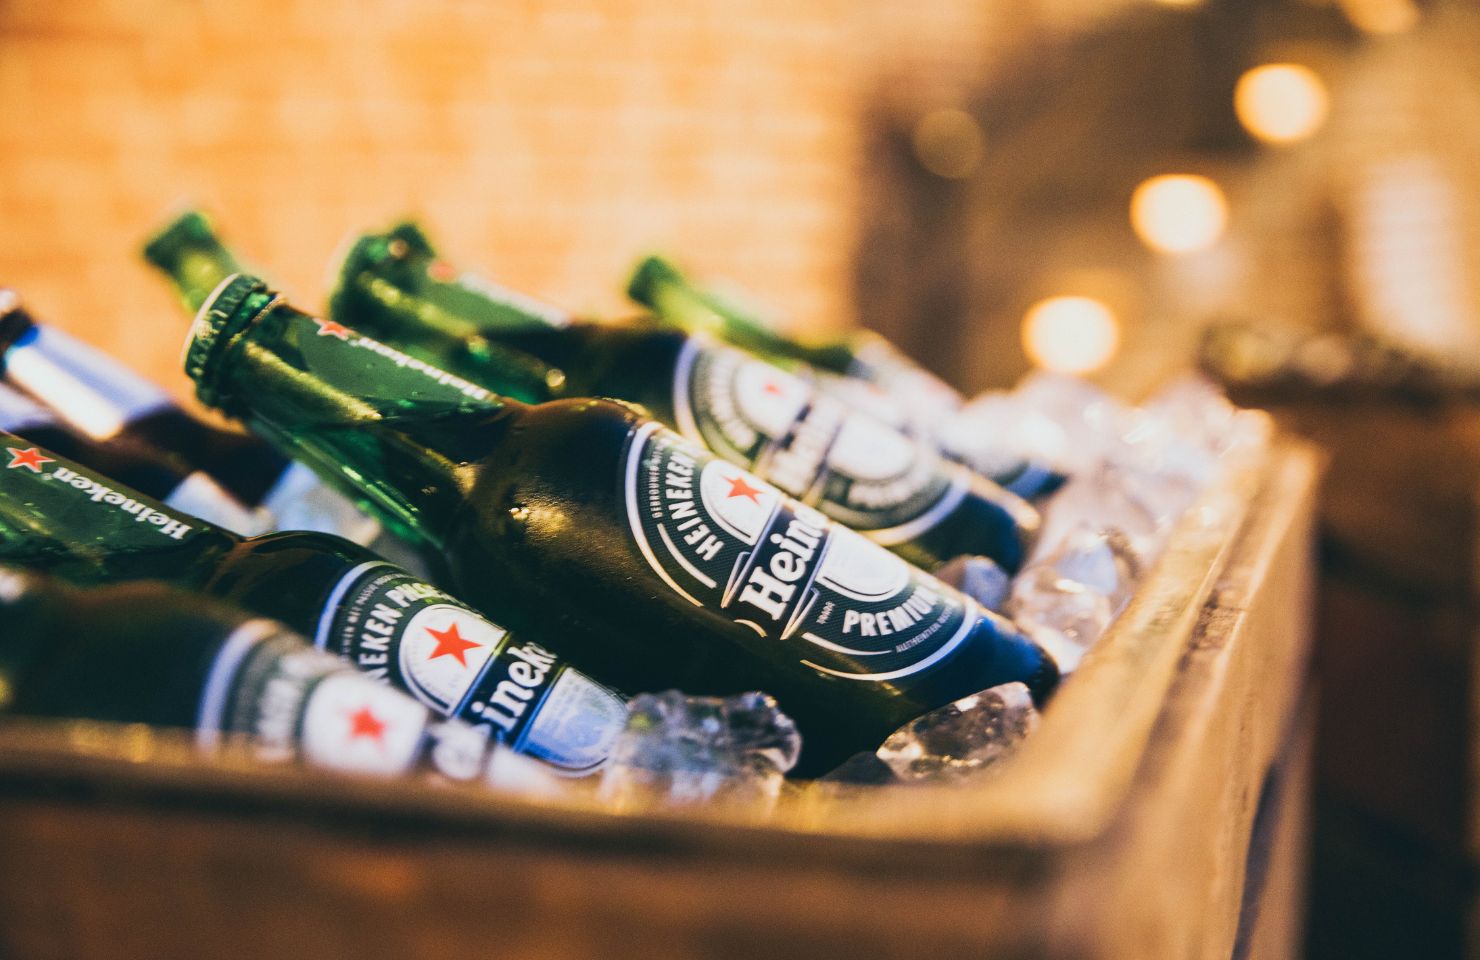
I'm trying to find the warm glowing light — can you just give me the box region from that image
[1235,64,1329,144]
[1340,0,1420,34]
[1021,296,1120,374]
[912,108,985,180]
[1150,0,1203,7]
[1130,174,1228,254]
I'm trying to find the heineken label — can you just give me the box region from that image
[314,562,623,775]
[197,621,495,782]
[2,443,197,545]
[623,422,979,682]
[847,335,964,415]
[287,310,498,409]
[671,338,969,542]
[982,459,1066,501]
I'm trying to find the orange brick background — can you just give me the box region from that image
[0,0,1128,395]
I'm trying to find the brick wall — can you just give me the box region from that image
[0,0,1127,392]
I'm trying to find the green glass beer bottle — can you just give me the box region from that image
[0,567,558,790]
[628,257,1079,501]
[187,275,1059,774]
[0,430,626,776]
[628,255,963,415]
[143,210,563,406]
[330,225,1039,573]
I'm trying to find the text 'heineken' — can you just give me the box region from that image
[0,430,626,775]
[330,223,1040,572]
[0,288,398,553]
[186,274,1059,773]
[0,569,557,791]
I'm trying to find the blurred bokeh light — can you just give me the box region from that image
[912,108,985,180]
[1130,174,1228,255]
[1021,295,1120,374]
[1235,64,1330,145]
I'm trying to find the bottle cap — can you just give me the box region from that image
[386,221,437,258]
[142,209,218,270]
[184,273,272,408]
[625,254,685,307]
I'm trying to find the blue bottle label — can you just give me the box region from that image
[671,338,971,544]
[623,421,977,682]
[314,562,624,775]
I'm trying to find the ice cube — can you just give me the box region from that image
[875,683,1039,782]
[1033,465,1167,567]
[1010,524,1141,674]
[1141,374,1243,457]
[934,554,1012,611]
[1010,372,1137,471]
[939,391,1072,493]
[597,690,802,809]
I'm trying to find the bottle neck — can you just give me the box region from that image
[629,261,859,374]
[0,429,237,587]
[331,233,570,404]
[337,231,572,337]
[146,225,245,313]
[201,299,517,552]
[159,239,242,315]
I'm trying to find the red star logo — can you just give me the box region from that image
[762,381,786,396]
[425,621,481,667]
[315,319,352,340]
[6,447,54,473]
[724,473,764,504]
[347,706,387,744]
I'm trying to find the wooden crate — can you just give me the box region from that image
[0,440,1318,960]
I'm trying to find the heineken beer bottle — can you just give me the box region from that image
[0,568,560,790]
[629,256,1075,500]
[0,431,626,775]
[188,275,1060,773]
[144,210,563,405]
[628,253,963,417]
[330,226,1039,572]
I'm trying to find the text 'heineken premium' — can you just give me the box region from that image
[187,275,1060,773]
[330,224,1040,572]
[0,430,625,775]
[0,569,557,791]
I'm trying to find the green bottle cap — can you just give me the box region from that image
[142,209,217,270]
[386,221,437,258]
[184,273,271,408]
[626,254,686,307]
